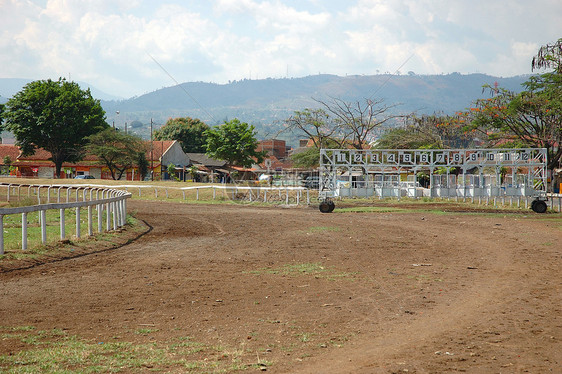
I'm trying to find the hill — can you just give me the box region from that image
[100,73,528,145]
[2,73,529,146]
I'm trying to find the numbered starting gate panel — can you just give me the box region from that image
[318,148,547,200]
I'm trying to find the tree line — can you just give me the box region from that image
[287,39,562,178]
[0,80,266,179]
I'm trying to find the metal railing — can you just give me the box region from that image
[116,184,310,205]
[0,183,131,254]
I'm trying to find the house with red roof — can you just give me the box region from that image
[1,140,194,180]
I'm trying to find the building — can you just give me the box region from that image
[1,140,197,181]
[257,139,290,160]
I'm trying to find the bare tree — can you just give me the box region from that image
[315,97,402,149]
[283,108,347,149]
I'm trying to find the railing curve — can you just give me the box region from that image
[0,183,132,254]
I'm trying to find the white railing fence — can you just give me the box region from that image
[116,184,310,205]
[0,183,131,254]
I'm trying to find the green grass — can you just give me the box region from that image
[247,262,359,280]
[305,226,341,233]
[335,206,408,213]
[0,208,113,252]
[0,327,271,373]
[0,213,142,265]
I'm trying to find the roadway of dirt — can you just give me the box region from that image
[1,200,561,373]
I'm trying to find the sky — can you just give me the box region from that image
[1,0,560,99]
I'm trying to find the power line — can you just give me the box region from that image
[146,52,218,123]
[368,52,415,101]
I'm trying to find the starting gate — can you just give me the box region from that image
[318,148,548,213]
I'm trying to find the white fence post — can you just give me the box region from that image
[40,209,47,244]
[97,203,103,233]
[106,199,111,231]
[112,201,117,231]
[0,183,131,252]
[60,208,65,240]
[88,205,93,236]
[0,215,4,255]
[75,207,81,238]
[22,212,28,250]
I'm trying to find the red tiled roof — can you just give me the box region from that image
[16,148,100,162]
[0,144,21,161]
[146,140,175,161]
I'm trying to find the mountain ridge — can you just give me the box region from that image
[1,73,530,146]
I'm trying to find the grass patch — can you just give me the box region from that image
[336,206,407,213]
[0,213,145,268]
[247,262,359,280]
[305,226,341,233]
[0,326,272,373]
[134,328,159,336]
[0,208,121,253]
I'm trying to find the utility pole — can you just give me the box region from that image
[150,118,154,181]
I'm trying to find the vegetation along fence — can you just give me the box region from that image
[117,184,310,205]
[0,183,131,254]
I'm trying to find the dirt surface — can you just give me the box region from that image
[1,200,561,373]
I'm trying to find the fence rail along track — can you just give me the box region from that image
[0,183,131,254]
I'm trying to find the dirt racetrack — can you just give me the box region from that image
[1,200,561,373]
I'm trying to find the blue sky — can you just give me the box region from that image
[1,0,560,98]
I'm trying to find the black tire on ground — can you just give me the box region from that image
[531,200,538,210]
[327,200,336,213]
[531,200,547,213]
[319,201,332,213]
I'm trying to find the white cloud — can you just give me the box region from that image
[0,0,560,97]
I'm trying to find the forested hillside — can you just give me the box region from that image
[2,73,528,146]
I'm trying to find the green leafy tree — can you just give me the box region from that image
[290,138,343,168]
[166,163,180,181]
[2,78,108,178]
[86,128,147,180]
[137,151,149,180]
[291,147,323,168]
[376,114,474,149]
[467,39,562,172]
[205,119,266,168]
[1,155,12,175]
[154,117,209,153]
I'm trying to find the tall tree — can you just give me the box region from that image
[137,151,149,180]
[205,119,266,168]
[283,108,346,149]
[284,98,401,151]
[467,39,562,172]
[86,128,147,180]
[376,114,475,149]
[2,78,108,177]
[153,117,209,153]
[316,97,401,149]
